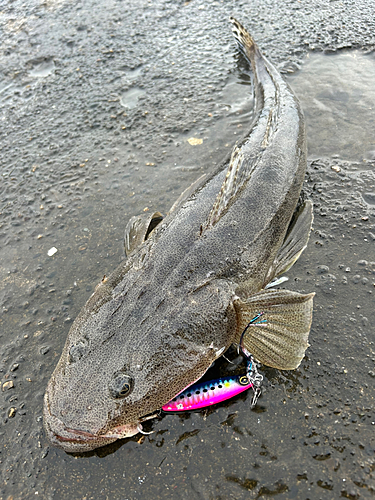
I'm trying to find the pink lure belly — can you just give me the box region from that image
[162,374,252,412]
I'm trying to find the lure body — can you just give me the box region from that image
[163,355,263,412]
[162,374,252,412]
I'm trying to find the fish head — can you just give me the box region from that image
[43,278,236,452]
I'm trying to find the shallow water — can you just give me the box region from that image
[288,51,375,161]
[0,1,374,499]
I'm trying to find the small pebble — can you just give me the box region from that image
[357,260,368,266]
[47,247,58,257]
[8,407,17,418]
[2,380,14,391]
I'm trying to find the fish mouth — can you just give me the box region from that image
[43,391,149,453]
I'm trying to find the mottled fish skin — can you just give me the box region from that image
[44,18,313,452]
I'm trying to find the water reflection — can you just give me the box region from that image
[288,51,375,161]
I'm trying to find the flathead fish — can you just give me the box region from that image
[44,18,314,452]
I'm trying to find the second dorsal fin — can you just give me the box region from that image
[202,145,248,230]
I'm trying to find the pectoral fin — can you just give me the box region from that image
[266,201,313,284]
[234,289,314,370]
[124,212,163,256]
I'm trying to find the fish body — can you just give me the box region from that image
[44,18,314,453]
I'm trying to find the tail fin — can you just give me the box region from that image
[229,17,258,66]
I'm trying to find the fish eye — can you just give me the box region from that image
[108,373,134,399]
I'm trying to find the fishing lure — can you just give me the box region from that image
[162,355,263,412]
[162,314,265,413]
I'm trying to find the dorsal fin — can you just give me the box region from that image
[169,174,207,215]
[202,145,248,230]
[124,212,163,257]
[201,18,279,233]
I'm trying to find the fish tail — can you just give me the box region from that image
[229,17,258,65]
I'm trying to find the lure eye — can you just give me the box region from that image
[108,373,134,399]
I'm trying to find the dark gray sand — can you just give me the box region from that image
[1,1,374,498]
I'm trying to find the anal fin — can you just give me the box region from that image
[234,289,314,370]
[265,200,313,284]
